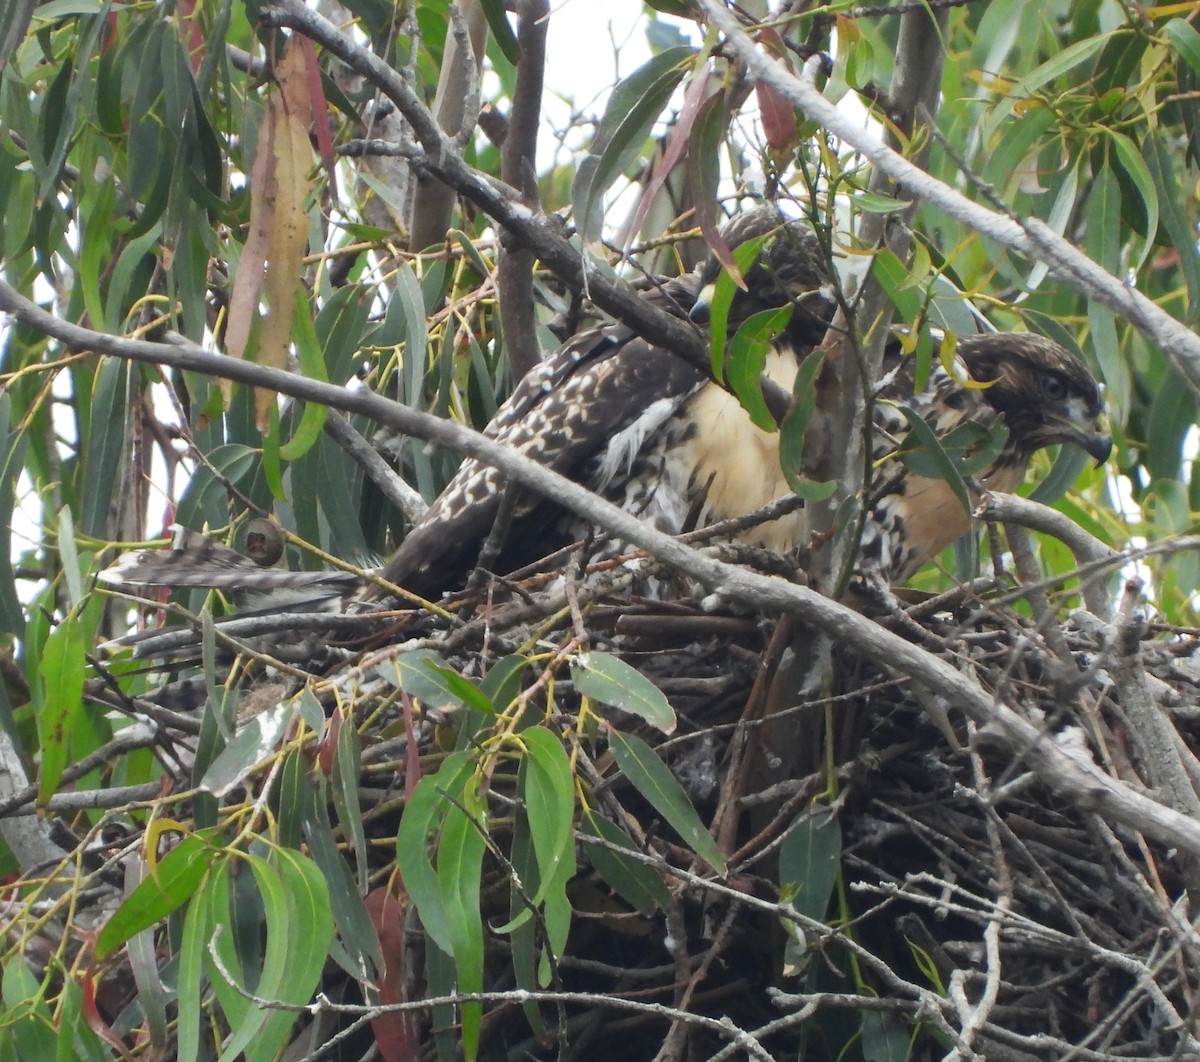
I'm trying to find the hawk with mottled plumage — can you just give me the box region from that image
[101,209,1110,623]
[860,331,1111,590]
[373,208,836,597]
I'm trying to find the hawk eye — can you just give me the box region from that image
[1040,371,1069,402]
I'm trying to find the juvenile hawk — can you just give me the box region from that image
[376,207,836,597]
[861,331,1111,589]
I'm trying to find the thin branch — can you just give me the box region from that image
[978,490,1119,620]
[258,1,713,374]
[323,409,428,524]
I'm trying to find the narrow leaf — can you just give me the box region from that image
[572,652,675,734]
[572,46,695,242]
[580,808,670,914]
[607,729,726,873]
[37,620,87,803]
[96,836,212,959]
[726,306,795,431]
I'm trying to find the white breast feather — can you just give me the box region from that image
[593,397,684,491]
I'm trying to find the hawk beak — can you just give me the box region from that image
[1083,432,1113,466]
[688,284,715,325]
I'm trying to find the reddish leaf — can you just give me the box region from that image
[756,82,797,154]
[401,690,421,799]
[365,886,418,1062]
[79,969,137,1061]
[687,91,739,287]
[177,0,205,74]
[299,36,337,188]
[317,706,343,777]
[623,65,714,247]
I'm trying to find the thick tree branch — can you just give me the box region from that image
[497,0,548,381]
[7,282,1200,863]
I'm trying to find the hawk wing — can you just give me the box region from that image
[379,317,707,596]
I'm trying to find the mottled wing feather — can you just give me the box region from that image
[379,327,706,594]
[99,526,357,594]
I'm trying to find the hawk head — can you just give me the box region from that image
[958,332,1112,467]
[689,207,836,346]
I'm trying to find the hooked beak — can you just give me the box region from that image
[1082,431,1113,465]
[688,283,715,325]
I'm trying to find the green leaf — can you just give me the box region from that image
[1085,165,1130,422]
[506,815,546,1028]
[705,232,775,379]
[572,652,676,734]
[214,850,333,1062]
[331,711,367,884]
[1164,18,1200,80]
[0,396,26,637]
[894,406,973,518]
[1028,443,1092,506]
[0,1,38,73]
[870,249,923,322]
[104,222,163,332]
[198,704,291,796]
[580,807,670,914]
[215,853,309,1062]
[315,285,374,387]
[726,306,795,432]
[37,619,87,802]
[853,192,910,214]
[95,835,213,959]
[395,750,475,957]
[1107,128,1158,271]
[607,729,726,874]
[518,727,573,892]
[79,357,130,538]
[480,0,519,64]
[436,786,487,1061]
[302,776,384,983]
[1008,33,1108,101]
[861,1007,911,1062]
[175,876,213,1062]
[382,649,493,714]
[494,727,574,937]
[572,46,695,242]
[779,806,842,923]
[395,259,429,406]
[55,507,83,609]
[279,298,331,462]
[1,958,56,1061]
[176,444,259,532]
[1144,133,1200,321]
[777,345,835,499]
[478,655,530,713]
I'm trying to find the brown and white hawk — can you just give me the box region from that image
[101,210,1110,623]
[374,207,836,597]
[859,330,1111,590]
